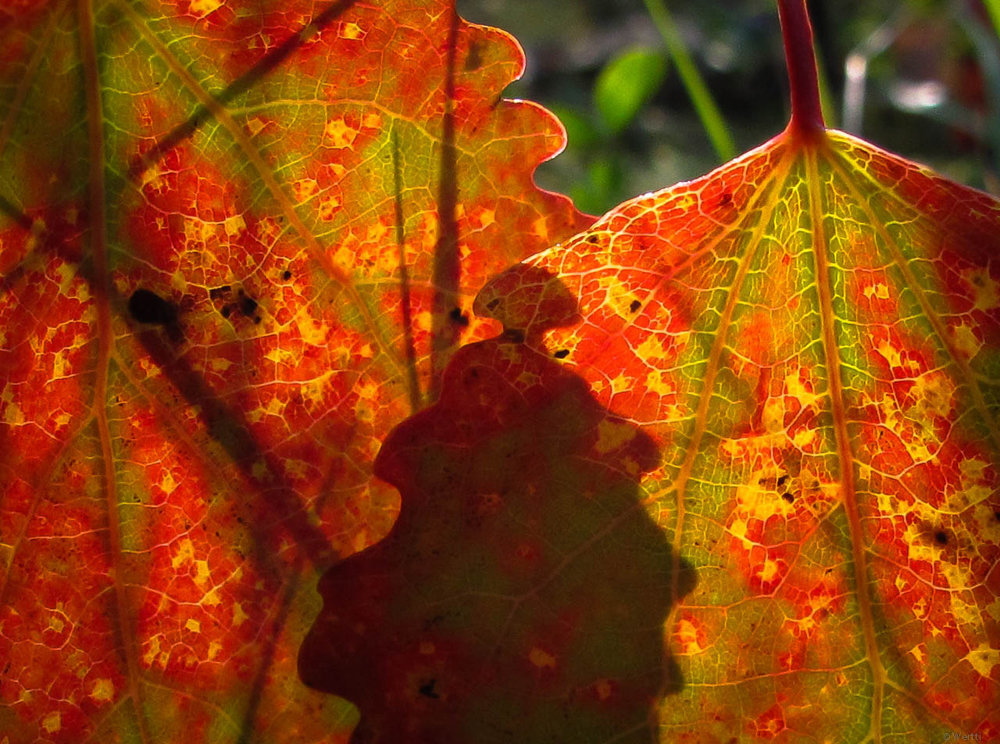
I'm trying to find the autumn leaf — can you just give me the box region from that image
[0,0,589,741]
[300,1,1000,741]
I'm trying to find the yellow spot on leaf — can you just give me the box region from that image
[366,221,388,243]
[532,216,549,243]
[172,538,195,569]
[964,268,1000,310]
[285,459,309,480]
[875,340,903,369]
[325,117,358,148]
[911,372,954,419]
[341,21,364,40]
[295,311,330,346]
[675,618,705,654]
[251,460,269,481]
[160,471,178,495]
[785,370,820,410]
[42,712,60,734]
[90,678,114,703]
[189,0,223,18]
[965,643,1000,677]
[208,641,222,660]
[233,603,249,628]
[223,215,246,238]
[763,397,784,434]
[594,418,636,454]
[758,559,779,583]
[319,197,341,221]
[609,373,631,394]
[293,178,319,203]
[143,635,161,667]
[636,335,669,361]
[194,559,211,587]
[597,275,642,319]
[730,518,749,547]
[247,116,267,137]
[863,283,890,300]
[477,208,496,229]
[529,647,556,669]
[185,618,201,633]
[792,428,815,448]
[952,323,981,359]
[3,399,24,426]
[264,347,296,365]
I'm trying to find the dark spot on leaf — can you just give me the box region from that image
[282,270,292,281]
[934,530,948,545]
[554,349,570,359]
[253,316,261,324]
[449,307,469,326]
[221,304,233,318]
[629,300,641,313]
[586,234,599,244]
[502,328,525,343]
[209,285,231,301]
[777,474,789,487]
[238,290,258,316]
[465,40,483,70]
[719,191,733,207]
[129,289,177,325]
[781,492,794,504]
[485,297,500,311]
[995,510,1000,522]
[418,679,440,699]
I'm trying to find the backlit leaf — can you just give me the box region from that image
[300,4,1000,742]
[0,1,589,741]
[470,122,1000,741]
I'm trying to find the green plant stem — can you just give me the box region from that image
[641,0,736,161]
[984,0,1000,42]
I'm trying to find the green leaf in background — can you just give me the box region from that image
[594,46,668,135]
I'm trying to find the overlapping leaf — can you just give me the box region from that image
[464,126,1000,739]
[0,1,590,741]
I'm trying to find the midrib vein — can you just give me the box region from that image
[804,143,885,743]
[663,153,786,634]
[78,1,151,742]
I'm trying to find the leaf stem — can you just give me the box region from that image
[641,0,736,162]
[777,0,826,135]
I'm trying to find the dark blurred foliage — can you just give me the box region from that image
[457,0,1000,214]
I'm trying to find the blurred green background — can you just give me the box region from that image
[457,0,1000,215]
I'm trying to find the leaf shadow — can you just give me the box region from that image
[126,0,360,182]
[299,266,697,744]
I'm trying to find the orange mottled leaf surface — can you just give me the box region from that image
[473,132,1000,741]
[0,1,588,742]
[298,6,1000,744]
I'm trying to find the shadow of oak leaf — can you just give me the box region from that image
[299,267,695,743]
